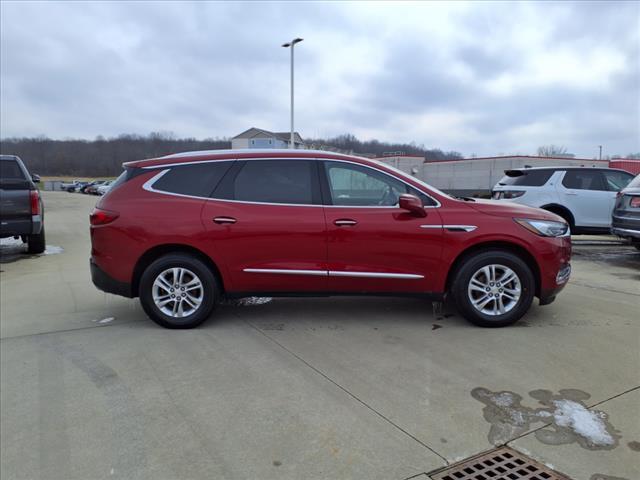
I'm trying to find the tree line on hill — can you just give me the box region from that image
[0,132,463,177]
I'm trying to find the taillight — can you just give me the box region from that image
[30,190,41,215]
[630,196,640,208]
[90,208,119,225]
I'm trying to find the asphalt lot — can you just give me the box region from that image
[1,191,638,480]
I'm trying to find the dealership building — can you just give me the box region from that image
[377,155,640,196]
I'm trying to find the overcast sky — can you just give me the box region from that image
[1,1,638,157]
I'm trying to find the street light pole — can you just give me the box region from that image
[598,145,602,160]
[282,38,303,149]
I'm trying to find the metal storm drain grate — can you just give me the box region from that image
[430,447,571,480]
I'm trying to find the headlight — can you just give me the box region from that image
[514,218,569,237]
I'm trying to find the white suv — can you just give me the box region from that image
[492,167,634,234]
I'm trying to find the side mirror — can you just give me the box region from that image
[399,194,426,217]
[31,174,41,183]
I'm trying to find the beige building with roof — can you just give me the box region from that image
[231,128,305,150]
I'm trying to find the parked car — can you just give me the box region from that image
[0,155,45,253]
[611,174,640,250]
[84,180,107,195]
[90,150,572,329]
[61,180,81,192]
[96,181,113,196]
[492,167,635,234]
[62,180,89,192]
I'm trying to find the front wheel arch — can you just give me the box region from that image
[445,241,541,298]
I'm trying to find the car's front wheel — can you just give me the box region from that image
[451,250,535,327]
[139,253,217,328]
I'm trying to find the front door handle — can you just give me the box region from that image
[334,219,357,226]
[213,216,237,225]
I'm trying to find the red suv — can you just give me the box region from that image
[90,150,571,329]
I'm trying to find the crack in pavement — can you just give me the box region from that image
[243,319,450,467]
[568,280,639,296]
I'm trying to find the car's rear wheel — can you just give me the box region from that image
[139,253,217,329]
[451,250,535,327]
[27,226,46,254]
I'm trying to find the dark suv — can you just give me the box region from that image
[611,174,640,250]
[0,155,45,253]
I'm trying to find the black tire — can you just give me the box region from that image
[27,226,46,254]
[451,250,535,327]
[139,253,217,329]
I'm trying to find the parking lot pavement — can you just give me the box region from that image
[1,191,639,480]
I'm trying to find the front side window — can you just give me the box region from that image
[324,161,433,206]
[561,170,607,191]
[152,161,233,197]
[602,170,633,191]
[228,160,317,205]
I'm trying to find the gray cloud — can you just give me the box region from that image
[1,1,638,158]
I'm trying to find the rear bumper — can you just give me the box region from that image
[611,227,640,240]
[0,215,42,237]
[90,259,133,298]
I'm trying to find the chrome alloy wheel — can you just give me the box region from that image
[152,267,203,318]
[467,264,521,316]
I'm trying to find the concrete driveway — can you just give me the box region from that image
[1,192,638,480]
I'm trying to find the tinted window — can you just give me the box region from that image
[499,170,553,186]
[228,160,316,205]
[153,161,233,197]
[0,160,26,180]
[602,170,633,191]
[325,161,433,206]
[561,170,606,191]
[627,175,640,189]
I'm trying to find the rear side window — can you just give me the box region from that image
[499,170,553,186]
[0,160,26,181]
[152,161,233,197]
[217,160,318,205]
[602,170,633,191]
[562,170,607,191]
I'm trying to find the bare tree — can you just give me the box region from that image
[537,145,572,157]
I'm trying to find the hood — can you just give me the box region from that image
[467,198,564,222]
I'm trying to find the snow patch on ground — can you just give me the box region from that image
[93,317,115,324]
[44,245,64,255]
[552,399,614,446]
[222,297,273,306]
[492,392,515,407]
[0,237,23,246]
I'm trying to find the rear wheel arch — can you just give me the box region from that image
[132,244,224,297]
[540,204,575,229]
[445,241,541,298]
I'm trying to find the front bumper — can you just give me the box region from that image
[539,263,570,306]
[90,259,133,298]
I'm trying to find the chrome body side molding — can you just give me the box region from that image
[420,224,477,232]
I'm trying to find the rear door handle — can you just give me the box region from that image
[213,216,237,224]
[334,219,357,226]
